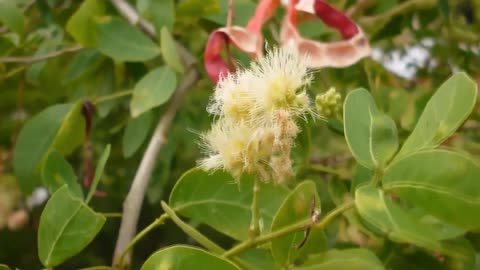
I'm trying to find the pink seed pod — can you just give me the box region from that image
[281,0,371,68]
[204,31,233,84]
[312,0,358,39]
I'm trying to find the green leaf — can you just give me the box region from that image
[169,168,289,240]
[294,248,385,270]
[271,181,327,267]
[137,0,175,32]
[62,49,104,84]
[237,249,279,270]
[292,120,311,173]
[66,0,105,46]
[351,164,373,192]
[355,185,441,250]
[397,73,477,157]
[0,0,24,33]
[344,88,398,169]
[78,267,113,270]
[26,27,64,84]
[141,245,240,270]
[122,111,153,158]
[95,16,160,62]
[160,27,184,73]
[50,101,86,155]
[86,145,111,203]
[0,264,11,270]
[130,66,177,117]
[177,0,220,19]
[206,0,256,26]
[42,151,83,199]
[415,212,465,240]
[440,237,476,270]
[13,104,71,193]
[384,149,480,230]
[38,186,105,267]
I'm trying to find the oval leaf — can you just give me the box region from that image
[38,186,105,267]
[344,88,398,169]
[130,66,177,117]
[137,0,175,31]
[66,0,105,46]
[397,73,477,157]
[122,111,153,157]
[13,104,71,193]
[237,248,279,270]
[160,27,184,73]
[0,0,24,33]
[355,185,441,250]
[295,248,384,270]
[141,245,239,270]
[50,101,86,156]
[95,16,160,62]
[42,151,83,199]
[384,149,480,230]
[169,168,288,240]
[271,180,327,267]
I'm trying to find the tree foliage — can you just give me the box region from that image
[1,0,480,269]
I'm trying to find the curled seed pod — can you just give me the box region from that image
[312,0,358,39]
[204,31,234,84]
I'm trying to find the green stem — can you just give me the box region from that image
[161,202,225,254]
[307,164,342,176]
[161,202,250,270]
[371,168,384,186]
[117,213,169,268]
[223,201,354,258]
[93,90,133,105]
[249,178,261,238]
[101,212,123,218]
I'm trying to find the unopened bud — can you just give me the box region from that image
[315,87,342,118]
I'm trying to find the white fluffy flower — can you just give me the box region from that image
[199,48,314,182]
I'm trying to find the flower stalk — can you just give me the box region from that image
[249,179,261,237]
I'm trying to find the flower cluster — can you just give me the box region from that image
[199,48,313,183]
[315,87,342,118]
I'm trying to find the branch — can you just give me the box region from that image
[346,0,374,18]
[0,45,82,64]
[358,0,436,34]
[110,2,198,268]
[113,69,197,268]
[222,201,354,258]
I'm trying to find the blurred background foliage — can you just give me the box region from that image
[1,0,480,269]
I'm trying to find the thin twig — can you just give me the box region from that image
[0,45,82,64]
[117,214,169,268]
[161,202,225,254]
[346,0,374,18]
[110,2,197,267]
[93,90,133,105]
[358,0,436,34]
[223,201,354,258]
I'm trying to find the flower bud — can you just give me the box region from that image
[315,87,342,118]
